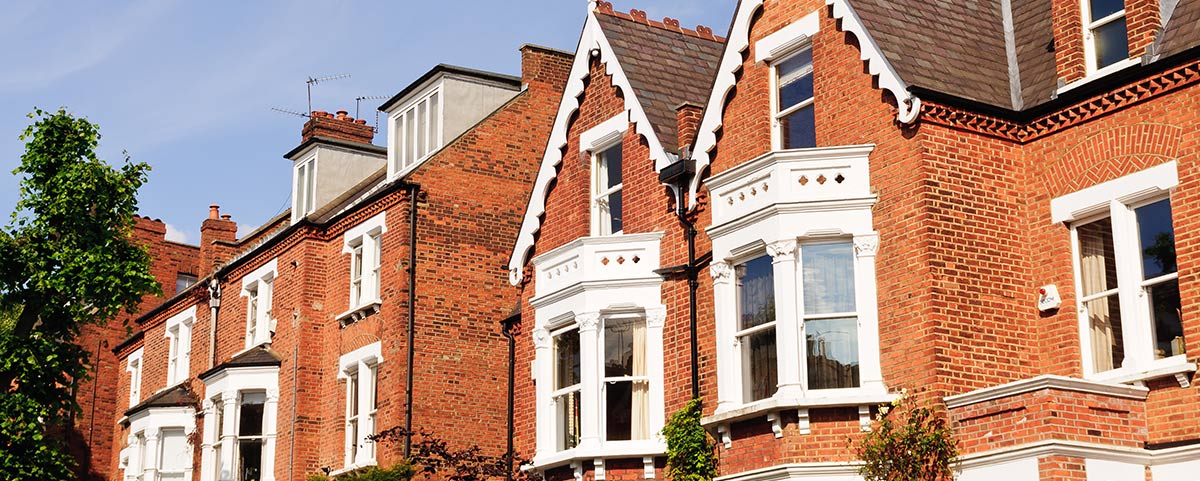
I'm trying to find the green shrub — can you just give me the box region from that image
[662,398,718,481]
[852,390,957,481]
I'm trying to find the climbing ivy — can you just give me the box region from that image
[662,398,718,481]
[852,390,958,481]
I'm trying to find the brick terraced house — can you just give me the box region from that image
[507,1,1200,481]
[88,45,571,481]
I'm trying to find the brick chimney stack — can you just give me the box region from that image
[675,102,703,152]
[199,204,237,276]
[302,110,375,145]
[520,44,574,93]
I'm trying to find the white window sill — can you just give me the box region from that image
[701,390,897,427]
[531,439,665,471]
[1088,356,1195,387]
[1056,57,1142,96]
[328,460,378,478]
[336,301,382,327]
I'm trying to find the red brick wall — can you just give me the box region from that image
[102,45,569,481]
[73,216,200,481]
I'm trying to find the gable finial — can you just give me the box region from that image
[587,0,597,12]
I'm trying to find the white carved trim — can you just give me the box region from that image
[508,10,677,284]
[1050,161,1178,223]
[240,258,279,291]
[702,392,897,427]
[755,11,821,63]
[714,462,861,481]
[594,458,606,481]
[853,233,879,257]
[342,212,388,253]
[796,408,810,435]
[576,312,600,332]
[710,261,734,282]
[338,341,383,376]
[689,1,920,207]
[643,456,656,479]
[766,412,783,438]
[826,0,920,123]
[765,240,797,261]
[858,405,871,431]
[532,328,551,349]
[717,424,732,448]
[943,374,1149,409]
[955,438,1200,470]
[579,113,629,152]
[645,307,667,328]
[165,305,197,330]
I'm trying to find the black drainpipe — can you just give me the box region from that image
[656,154,705,400]
[403,182,421,459]
[500,310,519,481]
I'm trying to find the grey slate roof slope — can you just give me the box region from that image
[1160,0,1200,58]
[199,344,284,380]
[125,383,198,417]
[850,0,1200,111]
[595,11,725,153]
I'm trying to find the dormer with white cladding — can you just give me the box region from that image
[284,110,387,223]
[379,65,523,179]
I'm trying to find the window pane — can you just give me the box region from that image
[348,373,360,416]
[1078,218,1119,295]
[555,330,580,389]
[296,164,309,214]
[806,317,860,389]
[602,145,622,188]
[1094,19,1128,69]
[777,48,814,110]
[555,390,580,450]
[399,115,409,167]
[1136,199,1176,279]
[781,105,816,149]
[1089,0,1124,21]
[429,92,440,150]
[608,190,622,234]
[406,109,417,164]
[238,439,262,481]
[1087,293,1125,372]
[737,255,775,330]
[417,100,427,158]
[239,394,264,437]
[606,380,633,441]
[214,399,224,438]
[744,328,777,401]
[305,162,316,213]
[158,428,189,472]
[175,274,198,293]
[802,243,856,314]
[1149,279,1184,359]
[604,318,640,377]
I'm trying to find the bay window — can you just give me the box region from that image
[553,328,581,450]
[237,392,267,481]
[199,366,280,481]
[801,242,859,390]
[602,317,648,441]
[736,255,777,402]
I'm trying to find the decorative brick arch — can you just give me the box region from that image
[343,333,381,354]
[1043,123,1182,197]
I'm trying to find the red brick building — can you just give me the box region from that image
[80,44,571,481]
[508,1,1200,480]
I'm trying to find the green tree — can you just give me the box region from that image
[0,108,159,480]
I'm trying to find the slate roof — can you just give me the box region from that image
[125,383,198,417]
[850,0,1200,111]
[595,10,725,153]
[1160,0,1200,58]
[198,345,283,380]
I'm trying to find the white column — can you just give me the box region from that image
[854,233,885,393]
[1110,199,1147,370]
[200,399,215,481]
[710,262,739,412]
[645,306,667,435]
[532,327,553,457]
[219,393,238,481]
[263,391,279,481]
[143,430,160,481]
[767,240,802,398]
[576,312,602,450]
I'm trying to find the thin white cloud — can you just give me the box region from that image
[163,223,189,244]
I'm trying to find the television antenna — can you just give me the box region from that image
[306,73,351,113]
[355,95,389,132]
[270,107,310,119]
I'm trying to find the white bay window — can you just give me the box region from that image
[704,145,890,438]
[200,365,280,481]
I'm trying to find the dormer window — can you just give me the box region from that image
[391,89,442,174]
[1083,0,1128,71]
[774,46,815,150]
[294,155,317,218]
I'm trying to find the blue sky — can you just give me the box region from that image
[0,1,736,243]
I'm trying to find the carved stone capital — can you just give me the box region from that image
[576,312,601,332]
[532,328,551,349]
[854,233,880,257]
[645,307,667,328]
[709,261,734,282]
[766,239,797,262]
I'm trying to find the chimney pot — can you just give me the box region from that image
[355,119,367,125]
[336,110,349,120]
[300,107,376,145]
[220,214,231,221]
[209,204,220,219]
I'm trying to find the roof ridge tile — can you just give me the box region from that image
[594,1,725,43]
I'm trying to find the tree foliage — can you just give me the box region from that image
[662,398,718,481]
[853,390,958,481]
[0,108,159,480]
[365,426,535,481]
